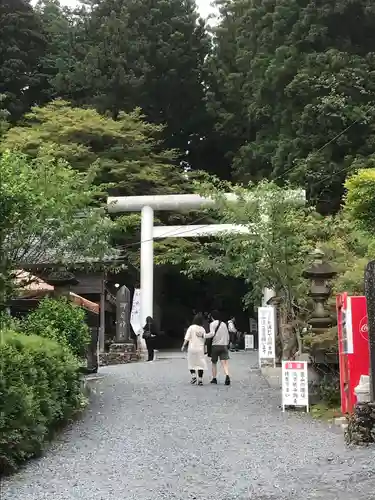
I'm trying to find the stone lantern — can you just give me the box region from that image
[45,269,79,297]
[302,248,337,336]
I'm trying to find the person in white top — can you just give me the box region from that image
[181,313,207,385]
[202,310,231,385]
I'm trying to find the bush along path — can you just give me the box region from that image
[0,331,86,475]
[2,352,375,499]
[0,297,91,475]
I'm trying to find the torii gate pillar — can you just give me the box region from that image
[140,205,154,323]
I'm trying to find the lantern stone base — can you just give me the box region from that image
[261,366,282,389]
[99,342,140,366]
[345,403,375,445]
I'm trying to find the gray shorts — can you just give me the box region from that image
[211,345,230,364]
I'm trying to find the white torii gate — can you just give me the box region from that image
[107,191,305,326]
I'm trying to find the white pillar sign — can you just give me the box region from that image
[282,361,309,412]
[258,306,276,366]
[245,334,254,350]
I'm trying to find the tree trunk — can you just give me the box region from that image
[279,306,298,360]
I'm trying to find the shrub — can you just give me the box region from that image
[23,297,90,358]
[317,372,341,407]
[310,364,341,408]
[344,168,375,233]
[0,311,21,331]
[0,330,85,474]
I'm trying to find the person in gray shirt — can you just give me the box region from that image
[202,310,231,385]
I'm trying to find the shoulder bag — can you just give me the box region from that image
[143,324,151,339]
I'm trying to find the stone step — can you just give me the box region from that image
[99,352,140,366]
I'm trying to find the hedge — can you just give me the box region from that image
[0,330,85,475]
[23,297,91,359]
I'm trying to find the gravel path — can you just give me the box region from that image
[2,352,375,500]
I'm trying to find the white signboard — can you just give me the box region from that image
[245,334,254,350]
[343,296,354,354]
[130,288,142,335]
[258,306,276,366]
[249,318,257,334]
[282,361,309,412]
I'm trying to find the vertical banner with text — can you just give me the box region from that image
[258,306,276,367]
[130,289,142,335]
[130,288,146,351]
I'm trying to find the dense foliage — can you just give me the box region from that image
[66,0,209,145]
[161,181,327,312]
[2,0,375,206]
[207,0,375,213]
[344,169,375,234]
[0,331,83,474]
[159,177,375,354]
[1,99,186,196]
[0,150,115,306]
[0,0,46,121]
[23,297,91,358]
[31,0,222,175]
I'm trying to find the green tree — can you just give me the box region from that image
[208,0,375,213]
[321,213,374,297]
[160,180,342,356]
[164,181,319,307]
[323,168,375,299]
[1,99,187,196]
[205,0,250,176]
[0,151,115,307]
[34,0,79,103]
[1,100,208,271]
[49,0,216,172]
[0,94,10,137]
[344,168,375,234]
[0,0,46,121]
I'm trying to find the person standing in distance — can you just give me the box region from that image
[142,316,157,362]
[202,310,231,385]
[228,316,238,352]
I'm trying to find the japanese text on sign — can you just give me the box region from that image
[245,334,254,350]
[130,288,142,335]
[258,306,276,364]
[282,361,309,411]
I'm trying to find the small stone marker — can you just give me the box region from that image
[116,285,131,342]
